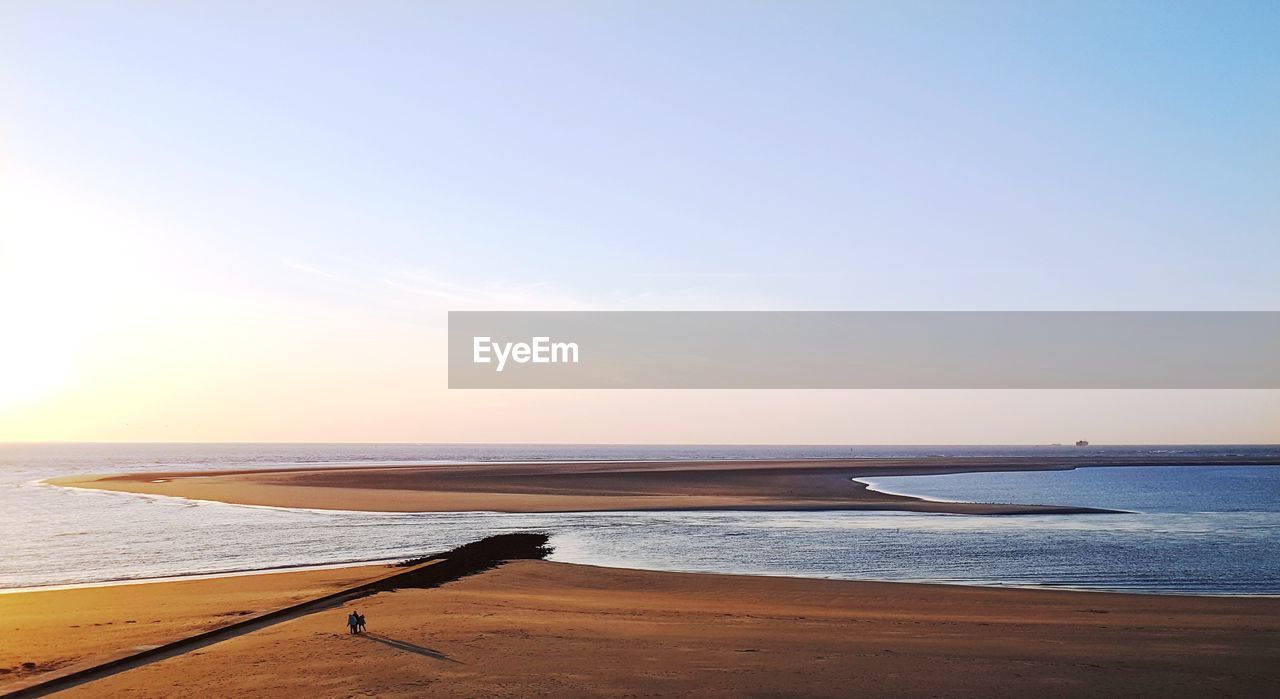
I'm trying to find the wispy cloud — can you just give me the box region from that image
[382,273,598,310]
[383,268,780,311]
[282,258,354,284]
[283,259,778,311]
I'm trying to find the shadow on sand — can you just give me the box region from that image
[361,633,461,663]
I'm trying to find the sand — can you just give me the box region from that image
[49,454,1280,515]
[0,565,392,694]
[7,559,1278,698]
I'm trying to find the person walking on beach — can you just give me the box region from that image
[356,612,366,633]
[347,611,359,634]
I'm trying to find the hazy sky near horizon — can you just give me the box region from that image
[3,2,1278,443]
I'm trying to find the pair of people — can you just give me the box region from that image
[346,610,367,634]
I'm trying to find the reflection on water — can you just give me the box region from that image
[2,444,1278,594]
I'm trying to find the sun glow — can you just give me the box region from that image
[0,263,80,411]
[0,315,74,410]
[0,176,111,411]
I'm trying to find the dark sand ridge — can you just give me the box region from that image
[49,454,1280,514]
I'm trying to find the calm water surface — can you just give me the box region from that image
[2,444,1277,594]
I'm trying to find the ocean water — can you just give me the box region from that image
[859,465,1280,514]
[1,443,1277,595]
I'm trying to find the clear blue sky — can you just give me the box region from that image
[3,2,1278,442]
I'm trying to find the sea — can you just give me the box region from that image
[2,444,1277,595]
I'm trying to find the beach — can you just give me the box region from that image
[47,454,1280,515]
[11,451,1280,696]
[5,554,1278,697]
[0,565,390,695]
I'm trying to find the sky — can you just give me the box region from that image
[2,1,1278,443]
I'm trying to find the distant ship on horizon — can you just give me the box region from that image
[1075,440,1090,447]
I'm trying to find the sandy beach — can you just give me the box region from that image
[47,454,1280,515]
[18,457,1279,696]
[5,552,1278,698]
[0,564,391,695]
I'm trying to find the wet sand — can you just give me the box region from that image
[48,455,1279,514]
[7,559,1278,698]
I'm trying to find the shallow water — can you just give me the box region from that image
[2,444,1277,594]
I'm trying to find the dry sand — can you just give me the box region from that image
[51,454,1280,514]
[7,560,1278,698]
[0,565,390,693]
